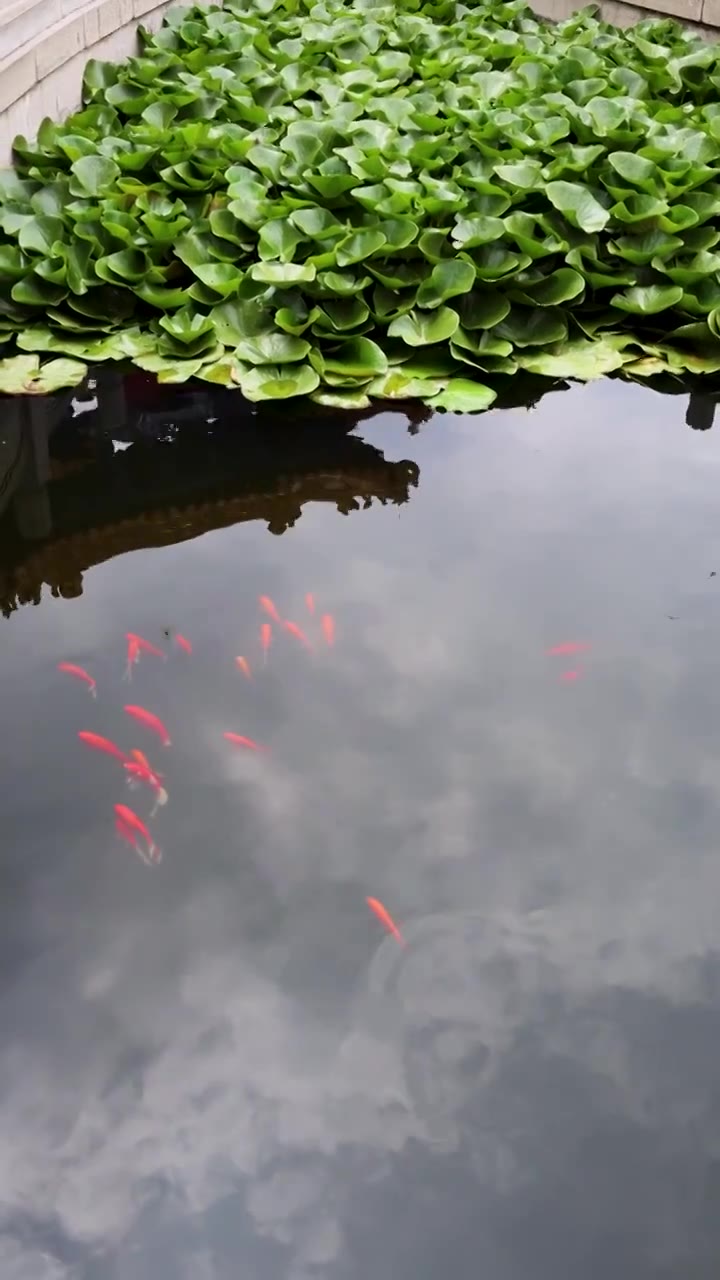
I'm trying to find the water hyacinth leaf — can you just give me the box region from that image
[314,337,388,378]
[335,229,387,267]
[2,0,720,397]
[366,371,446,399]
[235,332,311,364]
[159,307,216,344]
[237,363,320,401]
[310,388,372,408]
[210,299,274,344]
[428,380,497,413]
[0,247,31,281]
[18,216,65,256]
[512,268,585,307]
[611,285,684,314]
[606,151,658,191]
[135,353,205,381]
[11,276,67,307]
[545,181,610,232]
[387,307,460,346]
[497,307,569,347]
[517,337,629,379]
[249,262,317,285]
[191,263,245,297]
[416,260,476,309]
[452,216,505,249]
[0,354,87,394]
[69,155,121,197]
[455,291,511,330]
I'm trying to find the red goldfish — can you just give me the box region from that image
[175,634,192,655]
[547,642,591,656]
[560,669,581,682]
[305,593,315,616]
[114,804,161,863]
[126,632,165,659]
[57,663,96,697]
[78,731,127,764]
[115,816,149,864]
[224,732,267,752]
[123,634,140,682]
[124,705,171,746]
[366,897,405,947]
[321,614,335,648]
[259,596,281,624]
[235,656,252,680]
[124,761,168,815]
[130,747,162,777]
[283,620,313,651]
[260,623,272,666]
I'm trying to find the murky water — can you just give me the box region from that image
[2,374,720,1279]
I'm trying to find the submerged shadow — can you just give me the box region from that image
[0,370,420,617]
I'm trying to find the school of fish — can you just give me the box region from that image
[59,617,590,947]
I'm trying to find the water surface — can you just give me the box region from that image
[2,376,720,1279]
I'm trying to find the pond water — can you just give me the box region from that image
[2,374,720,1278]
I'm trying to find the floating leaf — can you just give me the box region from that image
[416,260,476,309]
[387,308,460,346]
[0,354,87,394]
[237,363,320,400]
[545,181,610,233]
[517,337,629,379]
[611,285,684,314]
[235,332,311,364]
[69,155,120,197]
[427,380,497,413]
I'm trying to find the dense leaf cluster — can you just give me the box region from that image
[2,0,720,401]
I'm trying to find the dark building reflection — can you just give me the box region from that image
[0,370,421,618]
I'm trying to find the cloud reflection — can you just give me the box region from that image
[1,379,720,1276]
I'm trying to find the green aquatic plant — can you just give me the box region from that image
[4,0,720,401]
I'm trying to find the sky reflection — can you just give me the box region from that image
[1,379,720,1277]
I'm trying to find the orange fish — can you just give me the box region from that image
[259,596,281,624]
[57,662,96,697]
[126,632,165,660]
[321,614,335,648]
[123,634,140,682]
[130,747,161,776]
[366,896,405,947]
[235,656,252,680]
[115,816,148,864]
[224,732,267,752]
[547,642,591,656]
[260,622,272,666]
[175,634,192,655]
[124,705,171,746]
[305,593,315,616]
[78,731,127,763]
[114,803,161,862]
[283,620,313,651]
[124,761,168,815]
[560,669,581,682]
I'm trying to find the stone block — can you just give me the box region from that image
[35,14,86,77]
[0,48,35,112]
[97,0,134,40]
[702,0,720,23]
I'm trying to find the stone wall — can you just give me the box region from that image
[0,0,719,170]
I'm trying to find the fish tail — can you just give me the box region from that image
[90,686,97,699]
